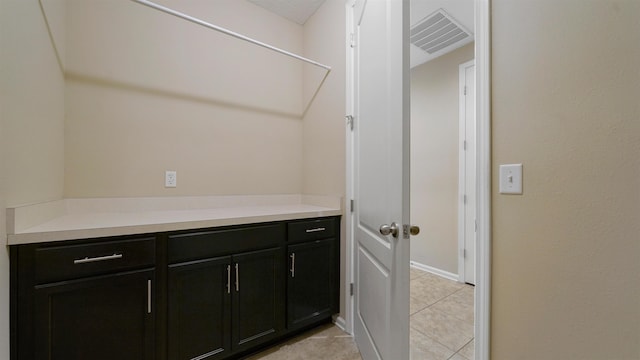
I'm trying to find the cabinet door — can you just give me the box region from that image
[168,257,231,360]
[232,247,284,352]
[34,269,155,360]
[287,239,336,330]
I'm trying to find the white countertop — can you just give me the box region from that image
[6,195,342,245]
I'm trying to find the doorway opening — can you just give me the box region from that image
[344,0,491,358]
[408,4,476,353]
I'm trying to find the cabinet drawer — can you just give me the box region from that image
[34,238,155,284]
[288,218,336,243]
[169,223,285,264]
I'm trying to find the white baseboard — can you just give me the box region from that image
[333,316,347,333]
[410,261,459,282]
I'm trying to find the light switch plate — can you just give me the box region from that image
[499,164,522,194]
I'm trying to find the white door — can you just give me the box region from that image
[459,61,476,285]
[350,0,410,359]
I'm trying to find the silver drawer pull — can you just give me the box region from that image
[290,253,295,278]
[305,227,326,233]
[73,253,123,264]
[226,265,231,294]
[235,263,239,292]
[147,280,152,314]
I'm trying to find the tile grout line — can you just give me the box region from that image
[410,321,462,356]
[448,338,475,360]
[410,270,475,358]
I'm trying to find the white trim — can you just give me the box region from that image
[474,0,491,359]
[410,261,459,283]
[344,0,356,336]
[333,316,348,332]
[458,59,475,284]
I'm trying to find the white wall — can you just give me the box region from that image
[410,43,474,275]
[64,0,306,197]
[0,0,67,358]
[491,0,640,358]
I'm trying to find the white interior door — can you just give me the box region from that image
[350,0,410,359]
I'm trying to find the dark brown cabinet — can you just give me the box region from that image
[287,239,336,330]
[232,247,284,351]
[13,237,156,360]
[34,269,156,360]
[11,217,339,360]
[286,218,339,331]
[168,257,231,360]
[166,224,285,360]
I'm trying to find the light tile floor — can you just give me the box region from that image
[409,268,475,360]
[247,267,474,360]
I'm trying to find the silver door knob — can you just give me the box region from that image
[379,222,399,238]
[409,225,420,236]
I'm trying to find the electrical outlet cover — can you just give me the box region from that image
[165,171,177,188]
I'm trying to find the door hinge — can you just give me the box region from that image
[464,86,467,95]
[463,194,467,204]
[463,249,467,258]
[346,115,354,130]
[475,219,478,232]
[350,33,356,48]
[350,283,354,296]
[463,140,467,151]
[350,199,354,213]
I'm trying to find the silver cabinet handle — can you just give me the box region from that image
[226,265,231,294]
[290,253,295,278]
[73,253,123,264]
[147,280,152,314]
[235,263,239,292]
[305,227,326,233]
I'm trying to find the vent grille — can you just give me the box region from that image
[410,9,471,54]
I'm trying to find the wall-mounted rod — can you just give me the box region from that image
[130,0,332,71]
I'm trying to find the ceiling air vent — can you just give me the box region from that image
[410,9,471,55]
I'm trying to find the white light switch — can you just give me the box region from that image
[499,164,522,194]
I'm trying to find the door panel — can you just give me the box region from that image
[168,257,231,360]
[351,0,410,359]
[34,269,155,360]
[232,247,284,352]
[356,246,390,358]
[287,239,335,329]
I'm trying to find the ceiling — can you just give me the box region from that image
[248,0,327,25]
[248,0,474,67]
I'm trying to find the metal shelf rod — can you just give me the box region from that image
[130,0,332,71]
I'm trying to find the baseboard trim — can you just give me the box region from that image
[410,261,459,282]
[333,316,347,332]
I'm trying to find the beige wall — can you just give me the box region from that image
[302,0,347,316]
[410,43,474,275]
[0,0,68,358]
[302,0,346,198]
[64,0,305,197]
[491,0,640,358]
[1,0,65,207]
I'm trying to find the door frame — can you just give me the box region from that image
[344,0,491,360]
[458,59,476,285]
[344,1,492,360]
